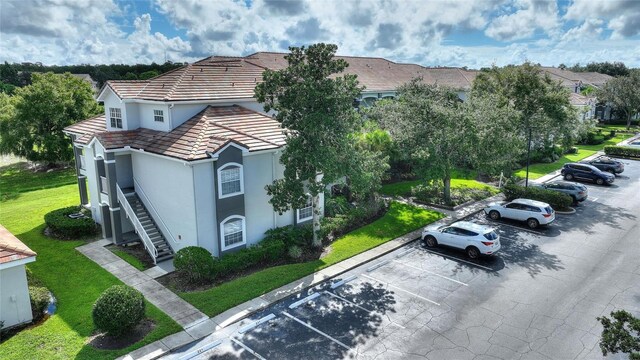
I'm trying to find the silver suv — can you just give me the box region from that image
[531,180,588,205]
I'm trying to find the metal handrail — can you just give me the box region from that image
[133,178,178,247]
[116,184,158,263]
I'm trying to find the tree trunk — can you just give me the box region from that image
[443,176,451,205]
[311,193,322,247]
[627,113,632,130]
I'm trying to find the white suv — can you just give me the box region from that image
[421,221,501,259]
[484,198,555,229]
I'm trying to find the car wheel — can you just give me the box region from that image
[527,218,539,229]
[423,235,437,248]
[466,246,480,259]
[565,173,574,181]
[489,210,501,220]
[596,178,604,185]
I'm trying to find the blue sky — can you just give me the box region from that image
[1,0,639,68]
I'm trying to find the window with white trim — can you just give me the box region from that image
[221,216,245,250]
[218,163,243,198]
[109,107,122,129]
[297,195,313,222]
[153,109,164,122]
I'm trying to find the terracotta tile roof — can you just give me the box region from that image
[104,58,265,101]
[64,114,107,145]
[0,225,36,265]
[540,67,613,88]
[569,92,594,106]
[65,105,285,161]
[247,52,477,91]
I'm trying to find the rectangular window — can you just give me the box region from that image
[297,196,313,222]
[153,109,164,122]
[224,219,244,247]
[109,108,122,129]
[220,167,241,196]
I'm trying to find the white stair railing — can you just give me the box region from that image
[133,178,177,247]
[116,184,159,263]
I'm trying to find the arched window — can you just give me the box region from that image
[218,162,244,198]
[297,194,313,223]
[220,215,246,250]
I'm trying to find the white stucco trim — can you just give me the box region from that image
[220,215,247,251]
[122,97,255,105]
[0,256,35,271]
[217,162,244,199]
[209,142,249,158]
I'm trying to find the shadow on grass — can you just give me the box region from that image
[0,162,76,202]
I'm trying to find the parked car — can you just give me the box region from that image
[581,156,624,174]
[624,140,640,148]
[531,180,588,204]
[561,163,615,185]
[484,198,555,229]
[421,221,500,259]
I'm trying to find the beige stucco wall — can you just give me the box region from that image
[0,263,33,329]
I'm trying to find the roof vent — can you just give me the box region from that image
[254,77,257,83]
[162,84,165,88]
[225,67,228,72]
[200,68,203,72]
[231,82,235,87]
[191,75,194,80]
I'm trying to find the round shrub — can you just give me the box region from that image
[29,286,50,321]
[44,206,97,239]
[173,246,215,283]
[288,245,303,259]
[92,285,145,337]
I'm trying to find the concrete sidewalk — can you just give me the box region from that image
[77,240,209,330]
[116,193,505,360]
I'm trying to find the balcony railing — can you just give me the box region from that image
[100,176,108,194]
[79,155,86,170]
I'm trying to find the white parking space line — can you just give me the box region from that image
[230,338,266,360]
[238,314,276,333]
[289,293,321,309]
[420,249,494,271]
[492,222,544,235]
[178,339,222,360]
[361,274,440,306]
[330,275,357,289]
[323,290,374,313]
[391,260,468,286]
[281,311,350,350]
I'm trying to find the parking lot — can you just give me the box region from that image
[166,158,640,360]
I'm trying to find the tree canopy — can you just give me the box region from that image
[0,72,102,164]
[569,62,630,77]
[472,62,581,150]
[597,72,640,129]
[254,43,386,245]
[597,310,640,359]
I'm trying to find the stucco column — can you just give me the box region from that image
[77,176,88,205]
[104,153,122,244]
[100,204,112,239]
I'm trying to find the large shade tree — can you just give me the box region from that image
[369,80,521,204]
[255,43,386,246]
[597,310,640,359]
[597,72,640,129]
[0,72,101,164]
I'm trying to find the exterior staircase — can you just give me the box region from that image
[124,193,174,263]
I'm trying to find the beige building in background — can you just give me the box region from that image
[0,225,36,329]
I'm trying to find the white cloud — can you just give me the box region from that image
[485,0,561,41]
[0,0,638,67]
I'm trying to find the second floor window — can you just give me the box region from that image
[109,108,122,129]
[154,109,164,122]
[218,163,243,198]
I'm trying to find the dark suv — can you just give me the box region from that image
[561,163,615,185]
[581,157,624,174]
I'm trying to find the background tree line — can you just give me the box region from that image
[0,61,185,94]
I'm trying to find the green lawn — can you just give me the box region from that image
[0,181,181,359]
[380,169,496,198]
[513,134,628,180]
[0,162,76,200]
[109,248,148,271]
[179,202,444,316]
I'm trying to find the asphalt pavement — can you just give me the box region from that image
[163,158,640,360]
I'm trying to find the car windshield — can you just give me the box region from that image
[484,231,498,240]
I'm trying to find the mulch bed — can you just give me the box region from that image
[87,319,156,350]
[107,242,155,270]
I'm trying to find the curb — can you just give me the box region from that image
[555,207,576,215]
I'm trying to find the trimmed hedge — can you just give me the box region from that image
[29,286,50,321]
[92,285,145,337]
[211,239,286,279]
[174,246,215,283]
[44,206,97,239]
[503,183,573,211]
[604,145,640,158]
